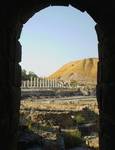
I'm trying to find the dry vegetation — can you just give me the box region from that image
[49,58,98,85]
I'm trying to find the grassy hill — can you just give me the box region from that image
[49,58,98,85]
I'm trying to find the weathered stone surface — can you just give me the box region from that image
[96,24,115,150]
[51,0,69,6]
[9,63,21,87]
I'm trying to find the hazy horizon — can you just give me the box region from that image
[20,6,98,77]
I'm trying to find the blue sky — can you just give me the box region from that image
[20,6,98,77]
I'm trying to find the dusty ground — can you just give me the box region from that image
[20,96,98,113]
[20,96,99,150]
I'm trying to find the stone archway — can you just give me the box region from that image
[0,1,115,150]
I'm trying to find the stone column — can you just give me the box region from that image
[37,78,39,88]
[96,24,115,150]
[23,81,26,88]
[60,82,62,88]
[68,81,71,89]
[46,78,47,88]
[49,79,51,88]
[27,80,30,88]
[39,78,42,88]
[52,79,55,88]
[42,78,45,88]
[21,81,24,88]
[44,78,47,88]
[62,82,64,89]
[51,79,53,88]
[47,79,50,88]
[30,77,33,88]
[57,82,59,88]
[33,77,36,88]
[54,79,56,88]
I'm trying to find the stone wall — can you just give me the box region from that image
[96,24,115,150]
[0,25,22,149]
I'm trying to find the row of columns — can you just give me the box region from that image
[21,77,78,89]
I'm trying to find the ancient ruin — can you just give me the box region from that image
[0,0,115,150]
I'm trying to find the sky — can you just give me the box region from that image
[20,6,98,77]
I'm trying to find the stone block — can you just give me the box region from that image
[70,0,86,12]
[0,60,9,85]
[96,84,102,110]
[9,86,21,114]
[9,62,21,87]
[9,38,22,63]
[0,30,8,59]
[98,41,115,60]
[51,0,69,6]
[102,61,115,83]
[98,60,115,83]
[20,0,50,24]
[0,115,10,141]
[0,87,10,114]
[98,43,104,62]
[97,61,102,84]
[101,84,115,117]
[15,22,23,40]
[95,24,105,43]
[99,115,115,150]
[15,41,22,62]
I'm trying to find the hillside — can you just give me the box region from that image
[49,58,98,85]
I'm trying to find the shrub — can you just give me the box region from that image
[74,113,85,125]
[63,130,84,148]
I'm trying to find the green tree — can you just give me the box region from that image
[21,69,38,81]
[22,69,28,80]
[28,71,38,79]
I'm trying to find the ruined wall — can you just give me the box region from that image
[0,25,22,150]
[96,24,115,150]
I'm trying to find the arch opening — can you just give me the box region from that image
[19,6,99,150]
[1,1,115,150]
